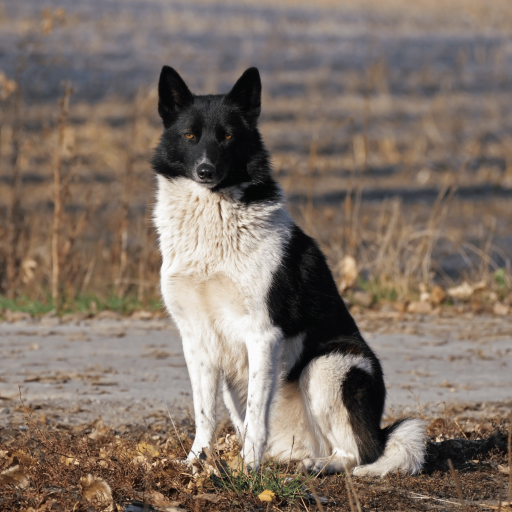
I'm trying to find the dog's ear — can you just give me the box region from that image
[158,66,194,127]
[225,67,261,125]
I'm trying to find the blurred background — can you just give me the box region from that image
[0,0,511,314]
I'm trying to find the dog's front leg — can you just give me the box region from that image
[182,338,220,463]
[242,328,282,471]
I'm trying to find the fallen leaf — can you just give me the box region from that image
[60,455,79,466]
[8,450,36,467]
[147,489,182,507]
[420,292,430,302]
[493,302,510,316]
[132,455,151,470]
[21,498,57,511]
[339,255,358,292]
[136,441,159,458]
[194,493,223,503]
[407,301,432,314]
[80,474,113,510]
[447,281,474,300]
[430,285,446,305]
[130,310,154,320]
[473,280,486,292]
[0,464,29,488]
[258,489,276,502]
[498,464,510,475]
[95,310,122,321]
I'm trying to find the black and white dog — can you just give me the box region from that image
[152,66,425,476]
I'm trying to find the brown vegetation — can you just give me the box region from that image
[0,406,510,511]
[3,80,511,313]
[0,2,511,312]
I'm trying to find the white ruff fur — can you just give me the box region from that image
[154,175,424,475]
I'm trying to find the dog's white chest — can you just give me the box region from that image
[165,272,247,325]
[154,176,292,358]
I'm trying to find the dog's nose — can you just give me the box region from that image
[196,163,216,182]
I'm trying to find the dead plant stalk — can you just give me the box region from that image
[448,458,466,509]
[116,93,139,298]
[345,469,362,512]
[508,414,511,505]
[5,77,23,298]
[51,82,73,309]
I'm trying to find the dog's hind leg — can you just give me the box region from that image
[265,381,317,463]
[297,353,385,475]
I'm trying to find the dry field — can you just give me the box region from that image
[0,0,511,313]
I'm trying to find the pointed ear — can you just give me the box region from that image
[158,66,194,126]
[225,67,261,124]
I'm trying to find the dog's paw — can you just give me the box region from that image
[298,455,355,475]
[352,465,369,477]
[298,458,333,475]
[239,450,260,473]
[244,460,260,473]
[240,442,263,473]
[186,457,202,474]
[186,449,208,474]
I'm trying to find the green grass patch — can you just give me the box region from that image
[356,277,401,303]
[211,458,309,503]
[0,293,163,317]
[0,295,56,316]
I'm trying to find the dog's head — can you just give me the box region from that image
[153,66,267,190]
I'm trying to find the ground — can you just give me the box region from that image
[1,311,511,511]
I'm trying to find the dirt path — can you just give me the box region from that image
[1,311,511,428]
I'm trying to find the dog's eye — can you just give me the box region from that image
[184,133,194,139]
[225,133,232,140]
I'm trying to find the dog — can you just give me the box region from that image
[152,66,425,476]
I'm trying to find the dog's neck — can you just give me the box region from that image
[154,175,291,277]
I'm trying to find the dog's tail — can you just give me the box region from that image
[353,418,426,477]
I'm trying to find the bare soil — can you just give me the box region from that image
[0,310,511,428]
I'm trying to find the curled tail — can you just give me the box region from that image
[353,418,426,477]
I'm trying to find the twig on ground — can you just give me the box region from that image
[300,468,325,512]
[345,470,362,512]
[497,473,503,512]
[455,420,469,440]
[448,458,467,509]
[344,474,356,512]
[166,405,188,459]
[409,491,463,506]
[508,414,512,505]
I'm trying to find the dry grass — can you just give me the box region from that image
[0,406,510,511]
[0,1,511,313]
